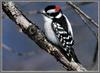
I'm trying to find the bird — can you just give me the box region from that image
[39,5,80,64]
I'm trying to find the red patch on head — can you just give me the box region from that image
[55,5,61,12]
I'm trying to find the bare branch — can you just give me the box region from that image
[66,1,98,65]
[66,2,98,38]
[66,2,98,28]
[2,1,87,71]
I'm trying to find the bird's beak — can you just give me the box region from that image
[38,10,51,18]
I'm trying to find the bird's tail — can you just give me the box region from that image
[64,47,81,64]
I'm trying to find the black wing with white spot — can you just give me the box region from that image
[52,22,74,51]
[52,22,81,63]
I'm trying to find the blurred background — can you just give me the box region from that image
[2,2,98,71]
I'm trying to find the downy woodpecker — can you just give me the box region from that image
[40,5,80,63]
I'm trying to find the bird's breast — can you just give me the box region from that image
[44,20,59,45]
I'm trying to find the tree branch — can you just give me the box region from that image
[2,1,87,71]
[66,2,98,64]
[66,2,98,28]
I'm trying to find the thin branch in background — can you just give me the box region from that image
[2,1,86,71]
[66,2,98,28]
[67,2,98,38]
[3,44,15,52]
[2,44,35,56]
[66,1,98,65]
[67,2,97,37]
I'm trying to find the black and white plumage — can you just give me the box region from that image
[41,5,80,63]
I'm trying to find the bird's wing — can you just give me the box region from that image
[52,22,74,51]
[52,21,81,63]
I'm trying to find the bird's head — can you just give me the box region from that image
[40,5,63,19]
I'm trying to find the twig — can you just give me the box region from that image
[66,2,98,28]
[66,1,98,65]
[2,1,87,71]
[67,2,97,37]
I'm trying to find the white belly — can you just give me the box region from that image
[44,19,59,45]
